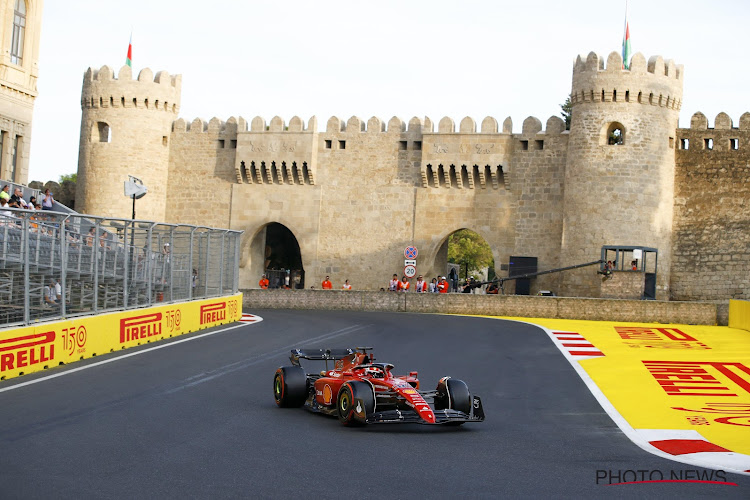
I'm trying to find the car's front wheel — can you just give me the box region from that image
[435,377,472,425]
[337,381,375,426]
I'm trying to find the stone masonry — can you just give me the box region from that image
[75,49,750,301]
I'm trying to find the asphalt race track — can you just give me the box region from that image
[1,310,748,498]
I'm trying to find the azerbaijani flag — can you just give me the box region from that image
[621,2,631,69]
[126,34,133,68]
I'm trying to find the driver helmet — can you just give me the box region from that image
[365,366,384,378]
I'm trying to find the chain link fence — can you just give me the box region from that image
[0,209,241,327]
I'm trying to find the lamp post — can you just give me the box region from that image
[124,176,148,295]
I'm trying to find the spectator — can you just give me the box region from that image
[397,276,410,292]
[192,269,198,289]
[631,260,638,271]
[428,277,438,293]
[43,279,58,307]
[487,282,499,294]
[389,274,399,292]
[415,275,427,293]
[42,189,54,210]
[28,196,37,210]
[437,276,449,293]
[342,279,352,290]
[162,242,170,262]
[321,276,333,289]
[54,278,62,303]
[0,198,12,221]
[259,274,269,289]
[10,188,27,208]
[86,227,95,247]
[0,185,9,202]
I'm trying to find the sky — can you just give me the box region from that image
[28,0,750,183]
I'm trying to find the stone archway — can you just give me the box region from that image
[428,228,498,292]
[241,222,305,289]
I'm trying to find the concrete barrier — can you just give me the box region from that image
[241,289,720,326]
[729,299,750,331]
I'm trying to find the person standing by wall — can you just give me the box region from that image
[259,274,269,289]
[42,189,54,210]
[321,276,333,289]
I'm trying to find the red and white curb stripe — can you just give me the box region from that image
[551,331,604,359]
[508,320,750,476]
[636,429,750,474]
[239,313,263,324]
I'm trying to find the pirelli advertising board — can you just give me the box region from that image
[0,293,242,380]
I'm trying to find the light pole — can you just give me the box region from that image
[124,176,148,292]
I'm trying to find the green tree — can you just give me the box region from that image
[59,173,77,183]
[560,95,572,130]
[447,229,494,279]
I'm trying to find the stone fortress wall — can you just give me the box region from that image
[75,50,750,301]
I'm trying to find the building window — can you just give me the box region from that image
[605,122,625,145]
[704,138,713,150]
[535,140,544,150]
[338,140,346,150]
[399,141,407,151]
[669,137,675,149]
[218,139,225,149]
[10,0,26,65]
[730,138,739,150]
[680,138,689,150]
[95,122,111,143]
[324,140,332,149]
[413,141,422,151]
[520,140,529,151]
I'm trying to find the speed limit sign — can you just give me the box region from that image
[404,265,417,278]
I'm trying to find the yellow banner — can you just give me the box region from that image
[0,293,242,380]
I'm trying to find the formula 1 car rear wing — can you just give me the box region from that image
[290,348,355,366]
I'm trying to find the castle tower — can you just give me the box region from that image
[0,0,44,185]
[76,65,181,220]
[560,51,683,299]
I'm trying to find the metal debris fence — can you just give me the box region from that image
[0,209,241,327]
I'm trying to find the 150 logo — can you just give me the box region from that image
[164,308,182,333]
[200,299,239,325]
[61,325,87,356]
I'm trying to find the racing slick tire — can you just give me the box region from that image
[435,377,472,425]
[273,366,308,408]
[337,381,375,426]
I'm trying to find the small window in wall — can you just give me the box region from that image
[704,138,713,150]
[680,138,689,150]
[730,138,739,150]
[324,139,332,149]
[606,122,625,145]
[399,141,407,151]
[535,140,544,150]
[96,122,111,143]
[218,139,225,149]
[520,140,529,151]
[338,140,346,150]
[230,139,237,149]
[10,0,25,65]
[669,137,674,149]
[413,141,422,151]
[162,136,168,146]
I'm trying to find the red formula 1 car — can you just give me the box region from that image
[273,347,484,426]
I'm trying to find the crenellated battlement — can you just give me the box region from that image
[680,111,750,130]
[81,65,181,113]
[571,51,683,111]
[172,116,248,134]
[206,114,565,136]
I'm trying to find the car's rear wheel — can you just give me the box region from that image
[435,377,472,425]
[337,381,375,426]
[273,366,308,407]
